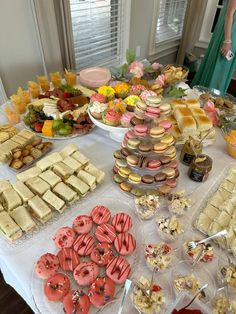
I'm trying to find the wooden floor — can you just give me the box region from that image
[0,271,34,314]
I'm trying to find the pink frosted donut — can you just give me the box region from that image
[88,277,115,308]
[35,253,60,279]
[72,215,93,234]
[111,213,132,233]
[106,256,131,284]
[44,273,70,301]
[53,227,77,249]
[63,290,90,314]
[114,232,136,256]
[73,233,95,256]
[90,205,111,225]
[95,223,116,243]
[90,242,114,266]
[57,248,80,272]
[74,262,99,286]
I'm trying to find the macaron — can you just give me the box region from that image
[153,142,168,154]
[150,126,165,139]
[159,120,172,131]
[134,107,146,119]
[130,187,145,197]
[154,173,167,182]
[142,174,154,184]
[126,155,139,166]
[136,101,147,111]
[160,103,171,115]
[175,169,180,178]
[166,179,177,188]
[146,96,162,107]
[120,182,132,192]
[127,138,141,150]
[160,135,175,146]
[158,184,171,195]
[138,141,153,153]
[113,166,118,174]
[131,116,144,126]
[134,124,148,137]
[121,148,130,157]
[138,156,149,168]
[118,167,131,178]
[124,131,136,141]
[145,107,160,119]
[113,150,122,159]
[169,160,178,169]
[160,156,171,165]
[162,167,176,179]
[115,159,127,169]
[128,173,142,184]
[147,159,161,170]
[164,146,176,158]
[113,174,124,184]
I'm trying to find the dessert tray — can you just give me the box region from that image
[31,197,142,314]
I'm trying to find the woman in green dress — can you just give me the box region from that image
[191,0,236,94]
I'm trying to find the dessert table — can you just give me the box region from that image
[0,109,234,313]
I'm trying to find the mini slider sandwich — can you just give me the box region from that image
[60,143,78,159]
[62,156,82,173]
[53,182,78,204]
[28,195,52,224]
[77,170,96,190]
[42,190,66,213]
[53,162,74,180]
[84,163,105,184]
[72,150,89,166]
[0,211,22,241]
[1,188,22,211]
[0,180,12,194]
[25,177,50,196]
[10,206,37,232]
[16,166,42,183]
[36,152,62,171]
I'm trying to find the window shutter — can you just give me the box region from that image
[69,0,124,70]
[156,0,188,44]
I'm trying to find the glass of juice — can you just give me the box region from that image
[4,103,20,124]
[17,87,31,105]
[37,75,50,92]
[28,81,40,99]
[64,69,77,86]
[50,72,62,88]
[10,94,26,114]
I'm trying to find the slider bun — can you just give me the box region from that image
[194,115,212,131]
[178,116,197,133]
[174,107,192,122]
[185,98,200,108]
[170,99,186,107]
[190,108,205,116]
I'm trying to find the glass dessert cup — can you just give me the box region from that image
[217,255,236,294]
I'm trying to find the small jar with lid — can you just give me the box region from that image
[180,138,203,165]
[188,154,213,182]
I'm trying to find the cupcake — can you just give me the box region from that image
[113,82,129,98]
[102,109,121,126]
[120,112,134,127]
[130,84,146,96]
[108,99,126,113]
[89,101,107,119]
[90,93,106,103]
[140,90,157,101]
[124,95,140,112]
[97,85,115,101]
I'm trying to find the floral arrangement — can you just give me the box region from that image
[110,49,163,80]
[108,99,126,113]
[113,82,130,98]
[97,86,115,100]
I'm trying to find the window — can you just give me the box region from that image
[156,0,188,44]
[69,0,126,71]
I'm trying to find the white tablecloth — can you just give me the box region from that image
[0,120,234,313]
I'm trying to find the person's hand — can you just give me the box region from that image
[221,42,231,56]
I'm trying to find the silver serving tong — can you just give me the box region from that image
[182,283,208,309]
[117,279,132,314]
[187,229,228,250]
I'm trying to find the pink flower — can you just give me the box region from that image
[90,93,106,103]
[155,74,165,87]
[140,90,157,101]
[151,62,163,71]
[128,60,145,78]
[204,100,215,113]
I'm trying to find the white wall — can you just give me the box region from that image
[0,0,44,96]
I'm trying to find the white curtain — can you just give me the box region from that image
[32,0,64,75]
[176,0,207,64]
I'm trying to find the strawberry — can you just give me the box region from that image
[33,122,43,132]
[62,92,72,98]
[152,284,162,292]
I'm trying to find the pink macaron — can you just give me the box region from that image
[145,107,160,119]
[147,159,161,170]
[166,179,177,188]
[124,130,136,142]
[168,160,178,169]
[134,124,148,137]
[159,120,172,131]
[113,166,119,174]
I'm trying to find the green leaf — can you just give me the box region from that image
[145,67,155,74]
[126,49,136,65]
[120,63,129,76]
[168,87,186,98]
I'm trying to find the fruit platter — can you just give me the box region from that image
[23,84,93,139]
